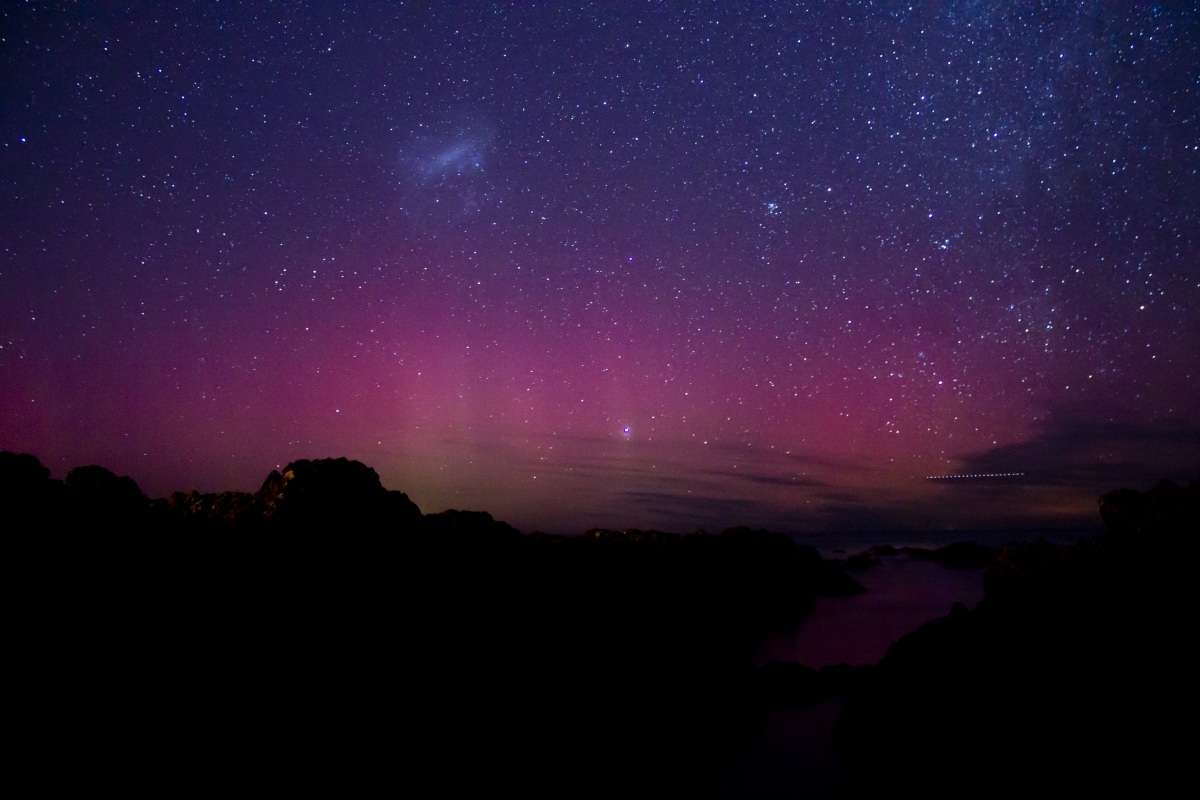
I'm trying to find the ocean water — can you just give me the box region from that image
[756,554,987,667]
[721,537,1097,799]
[760,529,1097,668]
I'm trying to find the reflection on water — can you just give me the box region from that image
[723,556,988,798]
[756,555,986,667]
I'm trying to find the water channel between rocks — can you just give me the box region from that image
[720,555,988,798]
[756,554,987,668]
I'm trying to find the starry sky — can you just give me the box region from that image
[2,3,1198,535]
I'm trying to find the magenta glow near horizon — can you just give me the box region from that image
[2,5,1197,534]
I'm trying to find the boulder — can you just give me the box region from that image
[0,451,65,530]
[254,457,422,533]
[63,464,149,527]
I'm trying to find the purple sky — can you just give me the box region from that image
[2,4,1197,534]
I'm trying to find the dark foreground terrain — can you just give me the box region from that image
[4,452,860,795]
[4,451,1195,795]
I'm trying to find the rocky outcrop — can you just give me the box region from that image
[1,451,65,529]
[3,452,159,530]
[254,457,423,532]
[424,509,523,545]
[156,490,258,525]
[62,464,151,529]
[146,457,425,534]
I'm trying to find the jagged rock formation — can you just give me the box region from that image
[254,457,423,532]
[156,489,258,525]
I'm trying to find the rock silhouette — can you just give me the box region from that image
[254,457,423,532]
[155,489,258,525]
[63,465,151,526]
[2,452,153,530]
[1,450,64,529]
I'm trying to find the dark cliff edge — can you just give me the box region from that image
[3,451,862,796]
[830,477,1198,798]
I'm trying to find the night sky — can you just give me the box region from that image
[2,3,1198,535]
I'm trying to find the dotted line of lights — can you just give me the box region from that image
[926,472,1026,480]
